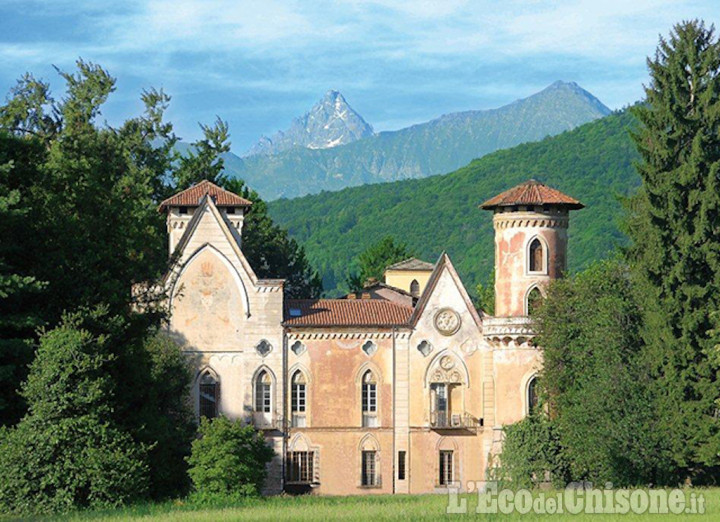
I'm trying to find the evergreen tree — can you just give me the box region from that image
[224,178,322,298]
[0,310,149,514]
[346,236,414,292]
[626,20,720,481]
[0,134,46,425]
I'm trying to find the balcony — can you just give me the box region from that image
[430,412,482,431]
[482,316,536,346]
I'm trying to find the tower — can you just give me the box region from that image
[158,180,252,256]
[480,180,583,318]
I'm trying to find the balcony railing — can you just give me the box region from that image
[430,412,481,430]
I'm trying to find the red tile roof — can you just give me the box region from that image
[158,180,252,212]
[480,179,583,210]
[284,299,413,327]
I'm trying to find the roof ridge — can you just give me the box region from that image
[158,180,253,212]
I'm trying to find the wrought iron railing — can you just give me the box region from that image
[430,412,481,430]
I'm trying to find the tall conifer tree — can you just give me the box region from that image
[627,20,720,481]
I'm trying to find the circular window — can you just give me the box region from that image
[434,308,461,336]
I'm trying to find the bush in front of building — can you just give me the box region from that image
[186,416,275,501]
[490,413,569,489]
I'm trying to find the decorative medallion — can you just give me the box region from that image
[434,308,461,336]
[440,355,454,370]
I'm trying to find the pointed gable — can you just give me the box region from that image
[409,252,483,330]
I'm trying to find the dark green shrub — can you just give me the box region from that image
[491,413,569,489]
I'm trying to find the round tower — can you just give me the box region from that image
[480,180,583,318]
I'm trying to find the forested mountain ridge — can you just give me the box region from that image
[267,110,640,295]
[229,81,611,200]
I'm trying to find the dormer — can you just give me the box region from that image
[158,180,252,256]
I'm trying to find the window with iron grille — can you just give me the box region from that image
[255,370,271,412]
[198,371,218,418]
[362,370,377,427]
[286,451,314,483]
[362,450,377,486]
[439,450,454,486]
[398,451,406,481]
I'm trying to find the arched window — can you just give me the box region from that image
[528,238,544,273]
[526,287,543,315]
[527,376,539,416]
[291,370,307,427]
[362,370,378,427]
[198,370,219,419]
[255,370,272,413]
[410,279,420,297]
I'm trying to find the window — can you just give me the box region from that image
[362,451,378,486]
[398,451,406,481]
[291,371,306,427]
[256,340,272,357]
[417,340,432,357]
[287,451,314,483]
[362,340,377,356]
[198,371,218,418]
[291,340,306,355]
[528,238,544,273]
[430,382,448,427]
[527,376,539,416]
[362,370,378,427]
[226,207,235,214]
[526,287,543,315]
[179,206,188,215]
[410,279,420,297]
[439,450,454,486]
[255,370,272,413]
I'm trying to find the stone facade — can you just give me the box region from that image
[161,180,582,495]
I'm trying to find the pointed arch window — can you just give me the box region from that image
[528,237,546,273]
[362,370,378,427]
[410,279,420,297]
[198,370,219,419]
[527,376,539,416]
[526,287,543,316]
[291,370,307,427]
[255,370,272,413]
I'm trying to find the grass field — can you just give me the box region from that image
[56,489,719,521]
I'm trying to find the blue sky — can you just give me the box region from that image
[0,1,717,153]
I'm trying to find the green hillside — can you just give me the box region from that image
[235,82,610,200]
[267,110,640,295]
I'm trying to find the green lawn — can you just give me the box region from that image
[55,489,719,521]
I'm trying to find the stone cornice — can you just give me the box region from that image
[493,211,569,230]
[286,331,411,341]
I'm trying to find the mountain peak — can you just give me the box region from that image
[245,90,374,156]
[533,81,611,116]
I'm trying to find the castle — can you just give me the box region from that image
[159,178,583,494]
